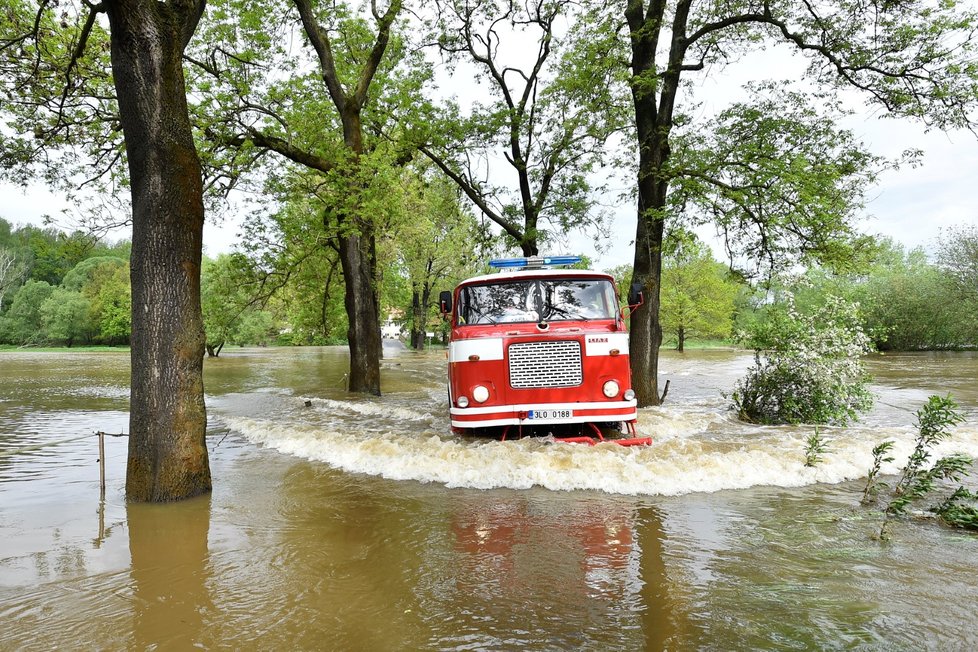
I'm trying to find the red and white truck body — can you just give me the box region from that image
[440,257,648,445]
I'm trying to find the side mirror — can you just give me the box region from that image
[438,290,453,315]
[627,282,644,307]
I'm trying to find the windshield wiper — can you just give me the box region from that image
[545,305,576,320]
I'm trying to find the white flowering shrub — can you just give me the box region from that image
[733,295,874,425]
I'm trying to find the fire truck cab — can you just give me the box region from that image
[439,256,649,445]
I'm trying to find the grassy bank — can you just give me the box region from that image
[0,345,130,353]
[661,339,739,350]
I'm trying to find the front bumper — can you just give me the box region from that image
[449,400,638,429]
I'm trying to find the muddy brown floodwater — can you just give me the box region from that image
[2,346,977,649]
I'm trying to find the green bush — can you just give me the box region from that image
[733,294,874,425]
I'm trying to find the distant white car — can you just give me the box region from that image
[381,320,403,339]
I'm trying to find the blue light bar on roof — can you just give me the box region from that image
[489,255,582,269]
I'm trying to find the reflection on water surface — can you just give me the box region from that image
[1,346,977,649]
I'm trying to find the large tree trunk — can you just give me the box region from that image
[339,227,382,394]
[410,288,425,350]
[627,45,668,408]
[336,109,383,394]
[107,0,211,501]
[626,0,688,407]
[629,187,665,407]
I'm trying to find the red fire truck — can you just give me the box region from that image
[439,256,651,446]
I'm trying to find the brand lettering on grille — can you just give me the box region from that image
[508,340,583,388]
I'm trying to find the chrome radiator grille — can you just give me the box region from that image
[508,340,583,388]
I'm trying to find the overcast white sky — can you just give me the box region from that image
[2,42,976,271]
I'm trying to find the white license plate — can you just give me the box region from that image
[527,409,572,420]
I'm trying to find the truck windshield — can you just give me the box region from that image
[458,278,618,325]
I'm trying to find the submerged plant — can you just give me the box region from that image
[891,396,967,500]
[887,453,973,517]
[934,487,978,530]
[804,427,830,467]
[861,440,895,504]
[877,395,974,539]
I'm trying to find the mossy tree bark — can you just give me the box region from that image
[105,0,212,501]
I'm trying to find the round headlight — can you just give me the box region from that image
[623,389,636,401]
[602,380,620,398]
[457,395,470,408]
[472,385,490,403]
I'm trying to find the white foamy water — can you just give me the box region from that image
[219,395,978,496]
[209,348,978,496]
[304,396,437,423]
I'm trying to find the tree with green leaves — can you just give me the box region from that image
[188,0,419,394]
[936,224,978,345]
[3,226,96,287]
[629,84,891,403]
[2,0,212,500]
[40,287,92,346]
[789,239,978,350]
[235,186,352,346]
[857,243,974,350]
[660,236,739,351]
[0,279,53,344]
[389,171,482,349]
[200,253,275,355]
[938,224,978,300]
[618,0,978,406]
[422,0,630,256]
[201,254,239,357]
[231,310,276,347]
[61,255,125,290]
[90,264,131,344]
[60,255,132,344]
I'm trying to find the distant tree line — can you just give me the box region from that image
[610,225,978,353]
[0,218,131,346]
[3,217,976,353]
[762,228,978,352]
[0,204,483,352]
